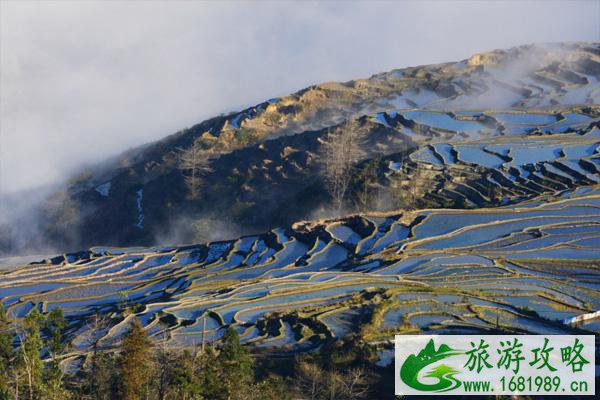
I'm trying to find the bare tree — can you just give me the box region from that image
[81,315,112,400]
[14,312,43,400]
[409,162,432,210]
[296,362,370,400]
[339,368,370,399]
[409,163,420,208]
[154,333,174,400]
[296,362,324,400]
[355,161,378,212]
[326,369,343,400]
[178,140,212,200]
[320,120,366,210]
[82,314,110,355]
[0,307,20,400]
[387,160,427,210]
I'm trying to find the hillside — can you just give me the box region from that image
[3,186,599,370]
[2,40,600,384]
[2,42,599,255]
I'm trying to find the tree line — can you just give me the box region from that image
[0,307,383,400]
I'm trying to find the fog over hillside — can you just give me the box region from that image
[1,0,598,194]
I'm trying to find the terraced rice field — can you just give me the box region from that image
[2,186,598,366]
[367,109,600,209]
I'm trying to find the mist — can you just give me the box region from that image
[1,0,598,195]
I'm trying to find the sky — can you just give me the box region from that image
[1,0,599,195]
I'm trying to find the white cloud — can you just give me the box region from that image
[1,0,598,194]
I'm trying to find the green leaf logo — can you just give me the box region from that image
[400,338,464,392]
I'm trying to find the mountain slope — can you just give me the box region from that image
[2,186,598,368]
[2,42,600,371]
[2,42,599,256]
